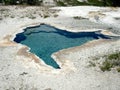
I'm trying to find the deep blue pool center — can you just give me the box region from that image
[14,24,110,69]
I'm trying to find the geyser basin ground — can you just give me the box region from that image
[14,24,110,69]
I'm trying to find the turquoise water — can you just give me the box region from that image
[14,24,109,69]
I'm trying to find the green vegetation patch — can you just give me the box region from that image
[73,16,88,20]
[56,1,66,6]
[108,52,120,60]
[101,52,120,72]
[43,15,49,18]
[1,0,119,6]
[88,0,104,6]
[100,60,113,71]
[89,52,120,72]
[55,0,114,6]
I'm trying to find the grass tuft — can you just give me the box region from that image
[100,52,120,72]
[43,15,49,18]
[117,67,120,72]
[108,52,120,60]
[100,60,113,72]
[73,16,87,20]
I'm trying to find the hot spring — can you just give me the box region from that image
[14,24,109,69]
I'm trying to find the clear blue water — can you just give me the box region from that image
[14,24,110,69]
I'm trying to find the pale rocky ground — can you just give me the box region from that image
[0,6,120,90]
